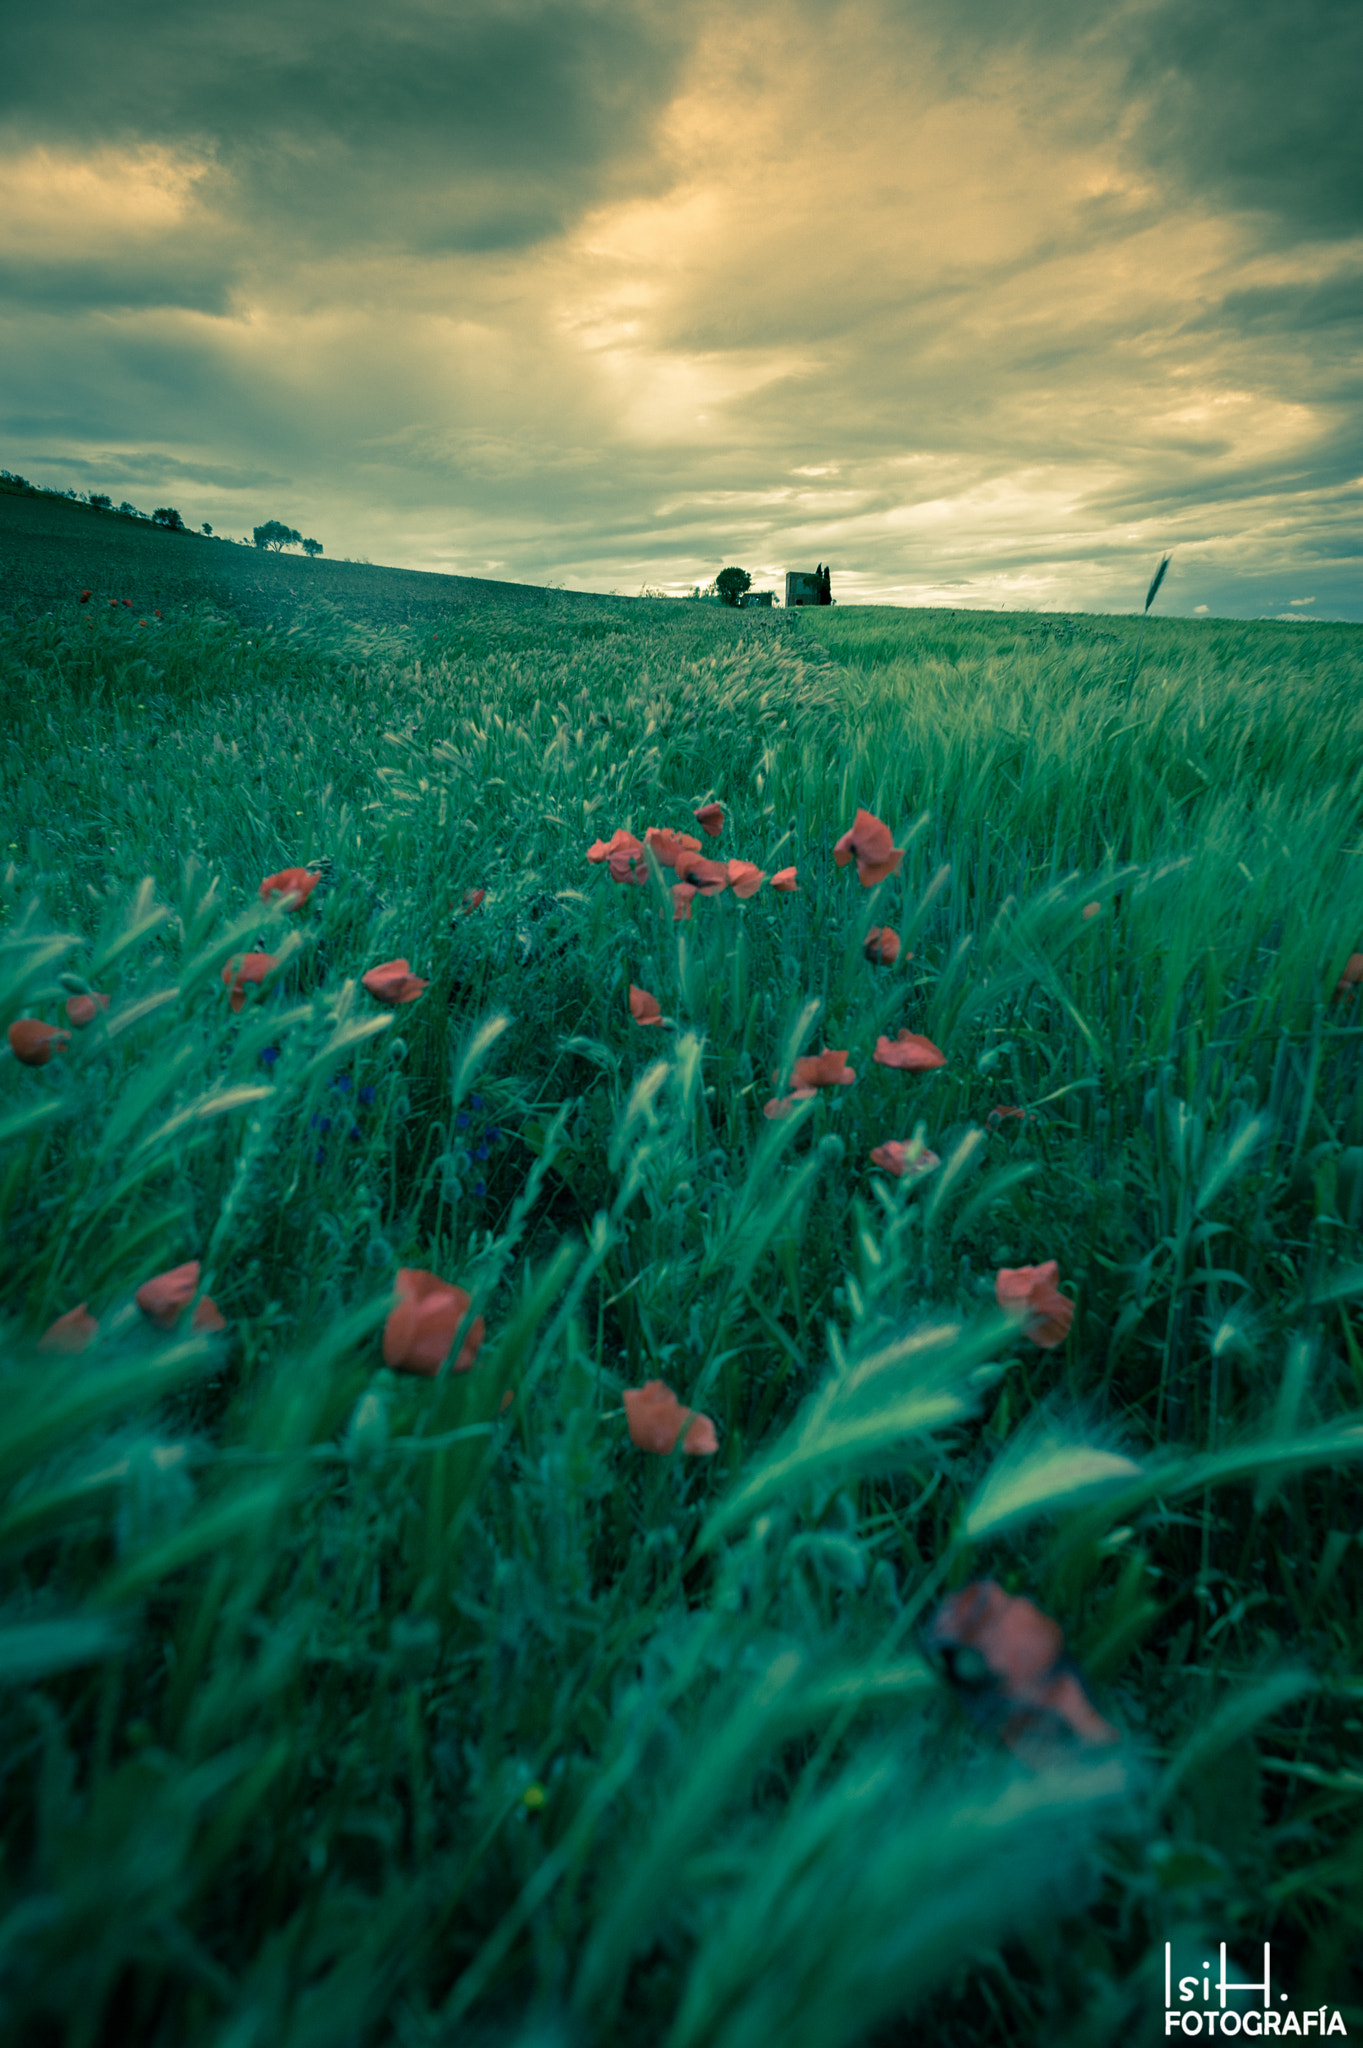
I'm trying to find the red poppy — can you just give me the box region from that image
[1333,953,1363,1000]
[122,598,133,609]
[995,1260,1074,1349]
[986,1104,1037,1128]
[674,854,729,895]
[1081,901,1100,920]
[791,1048,856,1090]
[153,609,162,619]
[588,828,643,864]
[763,1088,818,1119]
[629,984,664,1025]
[135,1260,225,1332]
[462,888,485,913]
[383,1267,485,1375]
[623,1380,718,1455]
[7,1019,71,1067]
[924,1580,1118,1758]
[870,1135,940,1180]
[726,860,766,898]
[64,992,110,1028]
[694,803,724,837]
[671,882,697,922]
[38,1303,100,1354]
[833,807,904,886]
[362,958,428,1005]
[79,589,91,603]
[221,952,280,1014]
[259,866,321,910]
[863,927,901,965]
[771,867,798,892]
[644,826,703,870]
[873,1029,945,1071]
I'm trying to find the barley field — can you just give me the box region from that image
[3,568,1363,2046]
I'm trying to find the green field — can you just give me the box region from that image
[3,557,1363,2046]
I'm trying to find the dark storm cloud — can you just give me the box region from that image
[0,257,231,316]
[902,0,1362,241]
[30,451,293,492]
[0,0,689,256]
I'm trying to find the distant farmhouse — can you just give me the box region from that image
[785,564,833,607]
[742,589,776,607]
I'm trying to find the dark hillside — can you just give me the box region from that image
[0,481,626,631]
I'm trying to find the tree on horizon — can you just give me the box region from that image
[253,520,303,552]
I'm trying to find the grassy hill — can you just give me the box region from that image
[0,475,629,632]
[2,566,1363,2044]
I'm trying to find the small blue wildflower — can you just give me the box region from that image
[349,1124,363,1140]
[455,1111,471,1129]
[331,1073,353,1092]
[310,1114,333,1133]
[473,1180,486,1198]
[314,1146,326,1166]
[484,1126,501,1143]
[358,1086,376,1106]
[259,1046,280,1067]
[474,1143,489,1161]
[470,1094,483,1111]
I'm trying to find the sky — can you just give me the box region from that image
[1,0,1360,618]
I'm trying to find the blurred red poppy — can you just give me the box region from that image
[7,1019,71,1067]
[924,1579,1118,1759]
[135,1261,225,1332]
[462,888,485,913]
[153,609,162,619]
[64,992,110,1028]
[870,1135,940,1180]
[645,827,703,870]
[694,803,724,837]
[1081,901,1100,920]
[792,1048,856,1090]
[609,846,648,887]
[259,866,321,910]
[588,828,643,864]
[362,958,428,1005]
[38,1303,100,1354]
[674,854,729,895]
[221,952,280,1014]
[995,1260,1074,1348]
[763,1088,818,1119]
[79,589,91,603]
[771,867,798,892]
[671,882,697,922]
[726,860,766,898]
[623,1380,718,1455]
[833,807,904,886]
[986,1104,1037,1128]
[873,1029,945,1071]
[629,984,664,1025]
[1333,952,1363,1000]
[383,1267,485,1375]
[863,927,901,965]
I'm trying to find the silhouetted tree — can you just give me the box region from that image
[819,563,832,604]
[88,493,112,511]
[301,537,323,558]
[715,566,752,607]
[201,522,213,536]
[152,507,186,531]
[253,520,303,552]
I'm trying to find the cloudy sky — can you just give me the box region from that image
[2,0,1359,617]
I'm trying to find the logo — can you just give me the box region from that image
[1164,1943,1349,2036]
